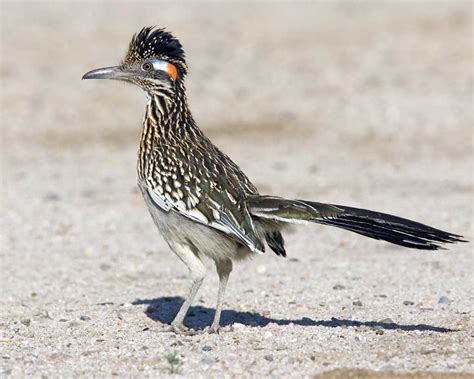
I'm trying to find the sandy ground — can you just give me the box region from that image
[1,1,473,378]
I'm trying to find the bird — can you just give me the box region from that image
[83,26,465,334]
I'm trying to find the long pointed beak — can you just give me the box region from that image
[82,66,132,81]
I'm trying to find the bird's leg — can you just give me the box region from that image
[169,243,206,333]
[209,258,233,333]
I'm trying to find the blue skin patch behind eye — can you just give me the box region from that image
[151,59,168,71]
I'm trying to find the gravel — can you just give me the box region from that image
[1,1,472,378]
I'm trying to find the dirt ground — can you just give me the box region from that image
[1,1,473,378]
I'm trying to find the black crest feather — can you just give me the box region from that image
[124,27,186,68]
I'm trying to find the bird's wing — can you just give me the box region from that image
[139,143,265,253]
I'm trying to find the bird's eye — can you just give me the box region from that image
[142,62,153,71]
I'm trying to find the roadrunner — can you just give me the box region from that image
[83,27,465,333]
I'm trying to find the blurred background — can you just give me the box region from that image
[1,1,473,377]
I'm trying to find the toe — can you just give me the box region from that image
[208,324,221,334]
[160,324,187,335]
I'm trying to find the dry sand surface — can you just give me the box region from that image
[1,1,473,378]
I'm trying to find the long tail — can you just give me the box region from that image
[249,196,466,250]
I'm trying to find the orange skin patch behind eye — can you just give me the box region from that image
[166,63,177,81]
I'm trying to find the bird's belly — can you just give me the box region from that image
[139,184,253,262]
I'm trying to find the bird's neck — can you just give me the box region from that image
[137,85,202,179]
[144,84,202,137]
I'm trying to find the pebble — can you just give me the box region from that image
[202,345,212,352]
[264,354,274,362]
[79,315,91,321]
[438,296,451,304]
[44,192,60,201]
[83,247,95,257]
[380,318,394,324]
[421,348,435,355]
[99,263,111,271]
[81,350,100,356]
[233,323,245,329]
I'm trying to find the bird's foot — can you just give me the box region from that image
[160,323,198,336]
[203,324,221,334]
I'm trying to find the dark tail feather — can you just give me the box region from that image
[317,203,465,250]
[249,196,466,250]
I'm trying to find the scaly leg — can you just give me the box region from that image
[210,258,233,333]
[169,243,206,332]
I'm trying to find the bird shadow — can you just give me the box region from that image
[132,296,456,333]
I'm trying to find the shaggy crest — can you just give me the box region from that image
[123,27,187,72]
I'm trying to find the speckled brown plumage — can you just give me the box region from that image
[137,86,269,254]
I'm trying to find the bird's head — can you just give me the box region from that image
[83,27,187,97]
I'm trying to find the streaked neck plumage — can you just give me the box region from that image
[137,83,202,180]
